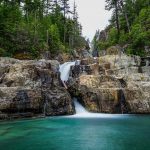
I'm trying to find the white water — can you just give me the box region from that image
[68,99,129,118]
[59,62,76,81]
[74,99,89,114]
[59,61,128,118]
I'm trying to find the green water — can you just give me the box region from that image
[0,115,150,150]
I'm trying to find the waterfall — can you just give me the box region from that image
[59,60,81,81]
[70,98,126,118]
[59,61,128,118]
[74,99,88,114]
[59,62,76,81]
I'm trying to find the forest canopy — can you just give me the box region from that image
[0,0,86,58]
[92,0,150,56]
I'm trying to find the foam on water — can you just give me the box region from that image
[59,61,129,118]
[67,99,129,118]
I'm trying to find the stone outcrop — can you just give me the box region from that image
[1,51,150,119]
[69,53,150,114]
[0,57,74,119]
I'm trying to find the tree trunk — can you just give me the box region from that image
[120,0,131,33]
[63,0,67,44]
[114,0,120,37]
[63,10,66,44]
[46,0,50,15]
[63,21,66,44]
[34,12,37,44]
[46,30,49,45]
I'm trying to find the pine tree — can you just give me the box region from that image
[119,0,130,33]
[105,0,120,37]
[0,0,86,57]
[59,0,71,44]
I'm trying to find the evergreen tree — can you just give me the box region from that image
[105,0,120,37]
[59,0,71,43]
[0,0,86,58]
[94,0,150,56]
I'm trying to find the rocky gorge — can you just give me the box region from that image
[0,48,150,120]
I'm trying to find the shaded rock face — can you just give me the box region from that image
[0,88,42,116]
[98,30,108,42]
[0,58,74,120]
[71,58,103,78]
[75,75,128,114]
[43,88,74,116]
[68,54,150,114]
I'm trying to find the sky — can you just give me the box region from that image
[69,0,112,41]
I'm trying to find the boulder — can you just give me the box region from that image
[106,45,122,55]
[0,58,74,119]
[68,53,150,114]
[99,54,141,69]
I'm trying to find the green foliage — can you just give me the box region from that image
[129,7,150,55]
[97,42,109,50]
[48,24,62,54]
[0,0,86,58]
[119,31,129,46]
[0,48,5,56]
[0,4,23,55]
[93,0,150,56]
[107,28,118,45]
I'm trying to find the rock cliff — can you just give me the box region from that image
[0,57,74,119]
[69,53,150,114]
[0,51,150,120]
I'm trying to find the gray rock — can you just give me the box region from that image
[68,53,150,114]
[0,58,74,120]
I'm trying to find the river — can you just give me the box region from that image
[0,61,150,150]
[0,115,150,150]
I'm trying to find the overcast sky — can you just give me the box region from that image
[70,0,112,41]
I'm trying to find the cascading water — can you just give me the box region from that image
[70,98,127,118]
[59,60,81,81]
[59,62,76,81]
[59,61,128,118]
[74,99,88,114]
